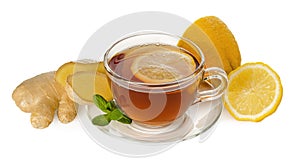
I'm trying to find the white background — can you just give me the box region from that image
[1,0,299,165]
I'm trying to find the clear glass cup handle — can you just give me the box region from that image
[194,67,228,103]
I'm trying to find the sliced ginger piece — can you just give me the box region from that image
[55,61,105,87]
[65,71,113,105]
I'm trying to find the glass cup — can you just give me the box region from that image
[104,32,227,128]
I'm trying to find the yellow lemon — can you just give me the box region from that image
[223,62,283,122]
[179,16,241,74]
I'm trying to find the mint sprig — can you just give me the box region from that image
[92,94,132,126]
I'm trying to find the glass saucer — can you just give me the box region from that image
[77,97,223,157]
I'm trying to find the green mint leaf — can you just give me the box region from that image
[93,94,108,111]
[109,109,123,120]
[109,101,117,109]
[92,94,132,126]
[117,115,132,124]
[106,101,113,110]
[92,114,111,126]
[101,109,111,114]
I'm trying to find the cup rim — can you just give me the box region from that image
[104,31,205,87]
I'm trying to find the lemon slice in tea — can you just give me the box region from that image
[130,45,197,83]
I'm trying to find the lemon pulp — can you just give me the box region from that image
[130,44,197,83]
[223,62,283,121]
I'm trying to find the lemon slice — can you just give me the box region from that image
[223,62,283,122]
[130,48,196,83]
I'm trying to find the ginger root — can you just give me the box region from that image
[12,72,77,129]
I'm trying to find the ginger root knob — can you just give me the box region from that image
[12,72,77,129]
